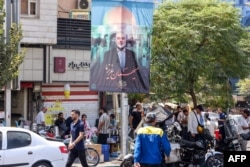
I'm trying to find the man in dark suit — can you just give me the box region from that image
[90,32,149,93]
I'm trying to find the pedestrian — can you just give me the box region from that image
[35,106,47,129]
[82,114,90,131]
[179,109,189,140]
[66,109,89,167]
[217,108,226,141]
[109,113,117,129]
[238,109,250,151]
[175,106,182,122]
[129,102,145,131]
[134,112,171,167]
[188,105,204,141]
[97,107,110,144]
[65,116,73,136]
[55,112,67,138]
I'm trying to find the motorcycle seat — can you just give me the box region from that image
[180,139,196,148]
[180,139,205,150]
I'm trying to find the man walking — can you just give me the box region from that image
[66,110,88,167]
[134,113,171,167]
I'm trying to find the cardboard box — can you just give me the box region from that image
[110,143,119,153]
[86,144,102,156]
[99,154,104,163]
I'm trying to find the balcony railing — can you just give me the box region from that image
[56,18,91,50]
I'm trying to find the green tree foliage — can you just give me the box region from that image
[151,0,250,106]
[237,79,250,96]
[0,0,25,88]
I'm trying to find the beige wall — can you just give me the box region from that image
[21,0,57,44]
[51,49,91,82]
[19,48,44,81]
[58,0,77,18]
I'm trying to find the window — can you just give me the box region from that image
[21,0,38,17]
[7,131,31,149]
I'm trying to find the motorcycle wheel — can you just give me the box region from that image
[120,158,134,167]
[205,154,224,167]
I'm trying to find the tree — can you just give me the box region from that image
[237,78,250,96]
[0,0,25,88]
[151,0,250,107]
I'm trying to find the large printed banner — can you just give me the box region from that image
[89,0,154,93]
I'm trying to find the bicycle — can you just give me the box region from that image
[85,146,100,166]
[63,138,100,166]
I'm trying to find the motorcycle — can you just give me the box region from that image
[120,137,135,167]
[38,125,56,138]
[165,121,182,142]
[121,105,172,167]
[177,128,223,167]
[122,105,223,167]
[216,114,242,151]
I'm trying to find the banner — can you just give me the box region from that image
[89,0,154,93]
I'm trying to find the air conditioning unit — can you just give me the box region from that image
[77,0,91,11]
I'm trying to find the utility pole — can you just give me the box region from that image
[120,93,128,159]
[4,0,20,126]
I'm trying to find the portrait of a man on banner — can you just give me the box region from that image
[90,1,153,93]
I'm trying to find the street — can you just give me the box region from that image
[71,141,250,167]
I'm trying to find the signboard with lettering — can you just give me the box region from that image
[54,57,66,73]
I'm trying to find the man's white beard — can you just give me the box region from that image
[117,44,126,50]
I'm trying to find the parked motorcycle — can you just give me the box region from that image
[165,121,182,142]
[38,125,55,138]
[176,128,223,167]
[216,115,242,151]
[120,137,135,167]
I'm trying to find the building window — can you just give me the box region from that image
[21,0,38,17]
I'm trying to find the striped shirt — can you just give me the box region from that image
[99,113,110,134]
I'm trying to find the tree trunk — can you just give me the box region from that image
[190,90,197,107]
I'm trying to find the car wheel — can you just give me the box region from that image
[33,162,51,167]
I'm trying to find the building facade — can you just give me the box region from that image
[10,0,98,127]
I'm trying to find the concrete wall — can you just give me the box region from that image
[21,0,57,44]
[19,47,44,81]
[51,49,91,82]
[58,0,77,18]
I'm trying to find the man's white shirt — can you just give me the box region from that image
[188,111,203,134]
[35,111,45,124]
[237,116,249,134]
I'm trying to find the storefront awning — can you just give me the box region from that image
[21,82,33,88]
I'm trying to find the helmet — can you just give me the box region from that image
[197,125,204,134]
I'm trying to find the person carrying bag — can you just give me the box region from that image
[188,105,204,141]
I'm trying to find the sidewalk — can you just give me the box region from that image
[72,157,122,167]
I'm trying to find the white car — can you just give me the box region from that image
[0,127,68,167]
